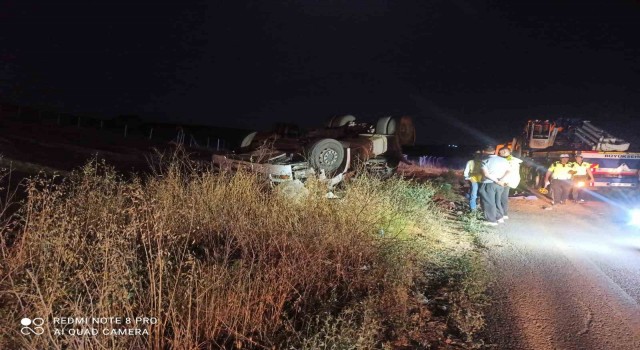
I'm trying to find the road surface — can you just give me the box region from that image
[481,195,640,350]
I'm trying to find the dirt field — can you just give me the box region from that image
[481,194,640,349]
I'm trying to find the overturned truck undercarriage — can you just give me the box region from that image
[212,115,416,186]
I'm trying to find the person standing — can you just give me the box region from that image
[571,152,595,202]
[463,151,483,211]
[497,147,523,220]
[544,154,575,205]
[479,146,510,226]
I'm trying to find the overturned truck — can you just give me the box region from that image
[212,115,416,185]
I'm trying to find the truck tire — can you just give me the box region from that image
[375,116,396,135]
[395,116,416,146]
[308,138,345,174]
[240,131,257,148]
[521,165,539,188]
[327,115,356,128]
[375,116,415,145]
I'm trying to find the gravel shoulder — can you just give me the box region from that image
[480,196,640,350]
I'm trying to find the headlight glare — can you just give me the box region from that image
[630,209,640,227]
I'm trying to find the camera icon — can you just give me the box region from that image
[20,318,45,335]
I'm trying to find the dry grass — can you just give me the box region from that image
[0,154,485,349]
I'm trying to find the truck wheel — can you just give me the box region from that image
[240,131,257,148]
[395,116,416,146]
[375,116,415,145]
[375,116,396,135]
[327,115,356,128]
[523,167,538,188]
[308,138,345,174]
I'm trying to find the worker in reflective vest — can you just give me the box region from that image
[463,150,484,211]
[571,153,595,202]
[544,154,575,205]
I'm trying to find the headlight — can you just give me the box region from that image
[630,209,640,227]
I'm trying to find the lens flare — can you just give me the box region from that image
[630,209,640,227]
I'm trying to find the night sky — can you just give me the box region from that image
[1,0,639,145]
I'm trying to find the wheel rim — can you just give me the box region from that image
[319,148,338,166]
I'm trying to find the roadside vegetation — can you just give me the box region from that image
[0,154,488,349]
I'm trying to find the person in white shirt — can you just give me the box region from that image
[497,147,522,220]
[479,146,510,226]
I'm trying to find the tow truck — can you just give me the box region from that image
[504,119,640,192]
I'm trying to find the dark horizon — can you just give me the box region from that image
[2,0,639,145]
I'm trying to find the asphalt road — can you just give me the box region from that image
[481,195,640,350]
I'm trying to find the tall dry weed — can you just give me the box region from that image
[0,156,466,349]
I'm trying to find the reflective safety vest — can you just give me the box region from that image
[464,159,483,183]
[572,161,591,176]
[548,161,574,180]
